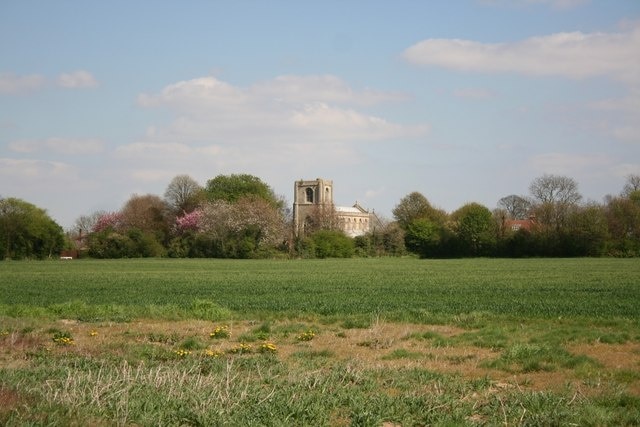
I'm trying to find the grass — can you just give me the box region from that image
[1,258,639,321]
[1,258,640,425]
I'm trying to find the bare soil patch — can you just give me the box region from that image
[2,318,638,396]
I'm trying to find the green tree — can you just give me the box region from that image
[605,190,640,256]
[393,192,448,257]
[404,218,442,257]
[205,174,282,208]
[564,203,609,256]
[392,192,446,230]
[354,221,406,257]
[451,203,496,256]
[0,197,64,259]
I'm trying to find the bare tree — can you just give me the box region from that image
[622,174,640,197]
[302,203,341,235]
[164,175,203,214]
[73,211,104,235]
[529,174,582,205]
[497,194,532,220]
[529,174,582,230]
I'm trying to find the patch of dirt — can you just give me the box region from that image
[0,386,27,418]
[570,342,640,371]
[3,319,638,396]
[569,341,640,395]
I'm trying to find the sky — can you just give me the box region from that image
[1,0,639,229]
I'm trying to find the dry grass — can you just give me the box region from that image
[3,317,638,397]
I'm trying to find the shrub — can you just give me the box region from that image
[309,230,354,258]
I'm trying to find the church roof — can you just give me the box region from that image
[336,206,362,214]
[336,203,368,214]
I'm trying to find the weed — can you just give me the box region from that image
[259,342,277,354]
[174,349,192,358]
[382,349,422,360]
[209,325,230,339]
[228,343,252,354]
[341,317,370,329]
[179,337,204,350]
[292,349,334,359]
[445,354,477,365]
[486,343,597,373]
[52,331,74,346]
[203,349,223,358]
[297,330,316,342]
[147,332,180,344]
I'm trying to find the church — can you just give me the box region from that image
[292,178,379,237]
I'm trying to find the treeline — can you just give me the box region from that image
[1,173,639,260]
[391,174,640,258]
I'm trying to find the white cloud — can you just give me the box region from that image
[0,158,77,181]
[137,74,427,145]
[57,70,98,88]
[251,75,407,106]
[115,142,226,162]
[0,73,46,94]
[403,24,640,85]
[9,138,105,155]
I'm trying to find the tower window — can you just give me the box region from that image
[305,187,314,203]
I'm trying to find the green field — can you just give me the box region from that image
[1,258,639,321]
[1,258,640,425]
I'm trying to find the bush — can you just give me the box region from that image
[309,230,354,258]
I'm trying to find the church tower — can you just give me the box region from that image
[293,178,334,236]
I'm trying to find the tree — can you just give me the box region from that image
[392,192,448,257]
[605,191,640,256]
[564,203,609,256]
[529,174,582,205]
[164,174,204,214]
[450,203,496,256]
[205,174,282,208]
[497,195,532,220]
[197,195,287,258]
[622,174,640,197]
[529,174,582,230]
[120,194,169,236]
[354,220,406,257]
[73,211,103,236]
[392,192,446,229]
[404,218,442,257]
[301,203,341,235]
[0,197,64,259]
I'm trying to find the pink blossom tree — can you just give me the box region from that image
[92,211,125,233]
[175,209,203,233]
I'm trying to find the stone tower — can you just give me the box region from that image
[293,178,334,236]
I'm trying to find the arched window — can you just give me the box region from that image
[305,187,314,203]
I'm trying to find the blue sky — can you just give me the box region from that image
[1,0,639,229]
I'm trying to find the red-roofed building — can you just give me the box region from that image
[505,217,536,232]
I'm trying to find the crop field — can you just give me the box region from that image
[1,258,639,425]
